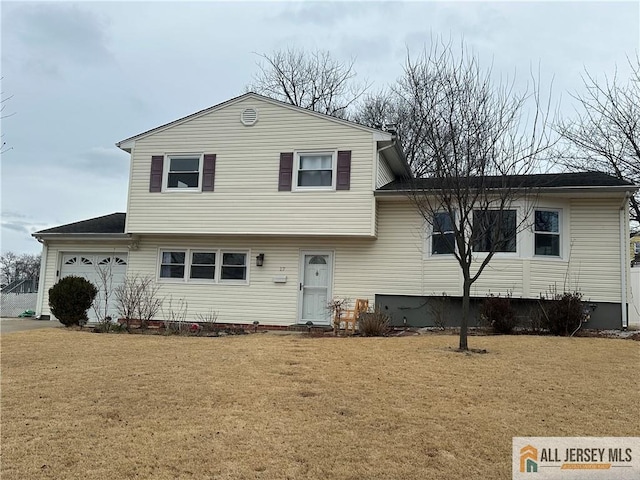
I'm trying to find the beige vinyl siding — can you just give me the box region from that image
[567,198,623,302]
[126,97,376,237]
[38,240,130,318]
[123,203,425,325]
[529,260,572,297]
[387,197,623,303]
[376,154,395,188]
[117,197,622,326]
[38,196,625,325]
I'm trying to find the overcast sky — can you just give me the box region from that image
[1,0,638,255]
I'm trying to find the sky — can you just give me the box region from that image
[1,0,638,255]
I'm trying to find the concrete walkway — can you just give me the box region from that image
[0,318,63,334]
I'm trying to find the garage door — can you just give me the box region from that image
[59,253,128,322]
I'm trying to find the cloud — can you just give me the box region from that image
[0,211,48,239]
[275,1,396,27]
[67,147,130,178]
[3,3,113,76]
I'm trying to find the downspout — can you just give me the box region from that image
[34,239,48,320]
[620,193,630,329]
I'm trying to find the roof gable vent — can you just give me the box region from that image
[241,107,258,126]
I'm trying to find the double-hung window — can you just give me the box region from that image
[160,251,186,278]
[165,155,202,190]
[432,212,456,255]
[473,210,517,253]
[296,152,334,189]
[534,210,560,257]
[190,252,216,280]
[220,253,247,281]
[159,249,247,283]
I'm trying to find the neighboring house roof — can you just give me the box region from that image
[376,171,637,194]
[33,213,126,235]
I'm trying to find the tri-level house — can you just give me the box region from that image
[33,93,639,330]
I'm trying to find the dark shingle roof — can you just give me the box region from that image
[377,171,636,192]
[34,213,126,235]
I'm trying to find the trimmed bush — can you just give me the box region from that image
[542,291,584,336]
[479,294,517,334]
[48,276,97,327]
[358,310,390,336]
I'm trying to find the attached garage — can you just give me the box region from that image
[59,253,128,322]
[31,213,131,322]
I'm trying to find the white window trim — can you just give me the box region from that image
[471,208,521,258]
[533,208,563,259]
[293,150,337,192]
[189,249,218,283]
[219,250,250,284]
[157,248,250,285]
[162,153,204,193]
[430,211,457,257]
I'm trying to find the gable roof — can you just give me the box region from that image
[376,171,637,194]
[116,92,395,151]
[33,213,126,235]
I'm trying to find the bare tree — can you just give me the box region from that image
[354,89,432,176]
[91,261,114,324]
[555,56,640,225]
[1,252,40,286]
[394,40,552,350]
[1,77,15,154]
[247,48,370,118]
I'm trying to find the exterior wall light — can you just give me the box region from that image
[256,253,265,267]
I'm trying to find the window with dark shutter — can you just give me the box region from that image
[149,156,164,192]
[279,152,294,191]
[336,150,351,190]
[202,154,216,192]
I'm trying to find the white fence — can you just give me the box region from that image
[0,293,38,318]
[630,266,640,329]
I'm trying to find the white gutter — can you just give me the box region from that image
[620,193,629,329]
[35,240,48,320]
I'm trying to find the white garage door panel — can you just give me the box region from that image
[60,253,128,322]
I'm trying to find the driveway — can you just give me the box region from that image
[0,318,63,334]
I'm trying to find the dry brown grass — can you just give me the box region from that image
[1,329,638,480]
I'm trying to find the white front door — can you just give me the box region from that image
[299,251,333,325]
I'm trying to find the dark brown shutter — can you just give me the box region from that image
[278,152,294,191]
[202,154,216,192]
[149,156,164,192]
[336,150,351,190]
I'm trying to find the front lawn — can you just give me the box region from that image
[1,329,637,479]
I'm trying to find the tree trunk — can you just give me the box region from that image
[459,278,472,350]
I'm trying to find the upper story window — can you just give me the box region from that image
[149,154,215,193]
[473,210,517,253]
[166,155,202,190]
[432,212,456,255]
[534,210,560,256]
[295,152,335,190]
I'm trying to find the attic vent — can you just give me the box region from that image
[241,108,258,126]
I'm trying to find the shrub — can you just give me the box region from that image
[542,291,585,336]
[429,293,450,330]
[115,275,163,331]
[48,276,98,327]
[479,294,517,334]
[358,309,390,336]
